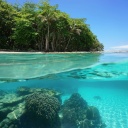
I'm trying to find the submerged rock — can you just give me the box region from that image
[0,103,25,128]
[0,88,62,128]
[0,93,24,123]
[61,93,106,128]
[0,89,106,128]
[7,104,25,121]
[61,93,88,128]
[63,93,88,109]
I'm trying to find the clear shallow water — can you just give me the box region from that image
[0,53,100,80]
[0,52,128,128]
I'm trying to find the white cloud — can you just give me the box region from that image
[111,45,128,49]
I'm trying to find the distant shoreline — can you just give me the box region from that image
[0,50,128,54]
[0,49,101,54]
[0,51,101,54]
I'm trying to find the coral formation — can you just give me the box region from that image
[0,88,62,128]
[0,94,25,128]
[61,93,88,127]
[16,86,61,102]
[63,93,88,109]
[24,92,61,127]
[61,93,106,128]
[0,88,106,128]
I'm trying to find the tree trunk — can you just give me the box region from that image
[51,33,55,51]
[40,33,44,51]
[45,23,49,51]
[64,35,72,51]
[45,34,49,51]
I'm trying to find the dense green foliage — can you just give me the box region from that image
[0,0,104,51]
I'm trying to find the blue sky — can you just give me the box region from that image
[7,0,128,50]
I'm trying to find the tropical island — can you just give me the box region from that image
[0,0,104,52]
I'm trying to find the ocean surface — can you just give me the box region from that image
[0,52,128,128]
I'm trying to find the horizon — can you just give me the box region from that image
[6,0,128,51]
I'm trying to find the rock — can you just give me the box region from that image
[86,106,100,121]
[61,93,88,128]
[61,93,106,128]
[0,107,12,122]
[0,93,24,107]
[7,104,25,121]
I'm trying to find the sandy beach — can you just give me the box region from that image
[0,50,102,54]
[0,49,128,54]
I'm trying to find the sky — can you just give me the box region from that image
[7,0,128,51]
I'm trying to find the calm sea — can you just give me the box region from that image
[0,52,128,128]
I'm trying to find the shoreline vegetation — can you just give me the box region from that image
[0,0,104,52]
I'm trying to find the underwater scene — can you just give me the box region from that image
[0,52,128,128]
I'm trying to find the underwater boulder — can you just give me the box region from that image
[63,93,88,109]
[61,93,106,128]
[62,108,78,127]
[78,119,92,128]
[86,106,100,121]
[61,93,88,128]
[86,106,106,128]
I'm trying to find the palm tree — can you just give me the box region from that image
[64,19,82,51]
[38,2,57,51]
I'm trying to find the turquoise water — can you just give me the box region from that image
[0,52,128,128]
